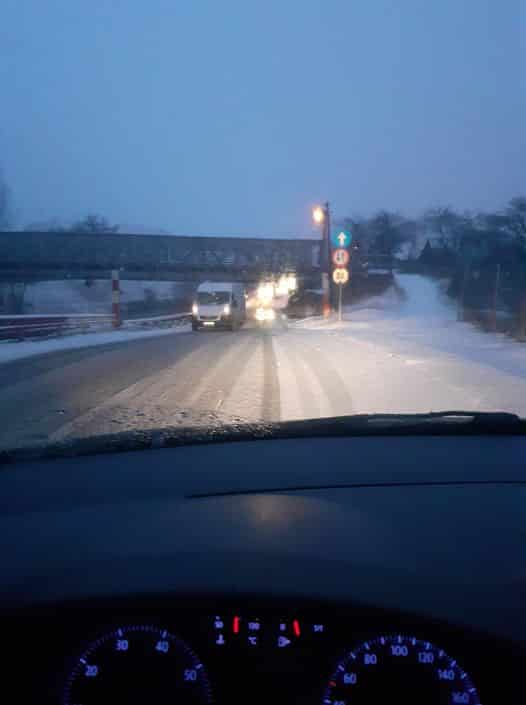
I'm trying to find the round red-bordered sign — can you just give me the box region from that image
[332,248,350,267]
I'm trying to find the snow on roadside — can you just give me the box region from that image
[292,273,526,381]
[0,324,191,366]
[277,273,526,418]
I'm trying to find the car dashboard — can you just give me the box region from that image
[4,597,522,704]
[1,433,526,704]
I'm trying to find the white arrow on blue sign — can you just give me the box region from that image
[331,229,352,248]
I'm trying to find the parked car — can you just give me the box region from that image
[286,289,324,318]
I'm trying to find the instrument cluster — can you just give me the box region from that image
[3,602,521,704]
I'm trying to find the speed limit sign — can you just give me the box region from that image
[332,267,349,285]
[332,248,350,267]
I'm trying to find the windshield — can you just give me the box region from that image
[197,292,231,305]
[0,1,525,451]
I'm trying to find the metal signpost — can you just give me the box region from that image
[331,229,352,322]
[332,266,349,321]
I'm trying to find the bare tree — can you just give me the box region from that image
[368,210,408,255]
[506,196,526,241]
[71,214,119,233]
[340,211,416,256]
[422,207,471,251]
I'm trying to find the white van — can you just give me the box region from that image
[192,282,246,331]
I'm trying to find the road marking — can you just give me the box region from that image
[215,397,223,410]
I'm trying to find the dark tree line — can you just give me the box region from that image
[21,214,119,233]
[69,214,119,233]
[339,196,526,258]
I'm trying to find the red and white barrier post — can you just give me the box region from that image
[111,269,121,328]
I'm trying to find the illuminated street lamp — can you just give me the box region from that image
[312,202,332,317]
[312,206,325,225]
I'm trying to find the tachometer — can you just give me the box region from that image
[324,634,480,705]
[63,625,213,705]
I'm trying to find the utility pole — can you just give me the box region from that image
[324,201,334,312]
[458,260,470,322]
[313,202,332,317]
[491,263,501,332]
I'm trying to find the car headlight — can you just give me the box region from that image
[192,303,198,315]
[223,304,231,315]
[256,307,275,321]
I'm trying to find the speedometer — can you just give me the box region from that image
[63,625,213,705]
[323,634,481,705]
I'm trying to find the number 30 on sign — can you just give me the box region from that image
[332,268,349,285]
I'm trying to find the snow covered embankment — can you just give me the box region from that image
[294,273,526,383]
[0,320,191,366]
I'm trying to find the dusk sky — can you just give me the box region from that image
[1,0,525,236]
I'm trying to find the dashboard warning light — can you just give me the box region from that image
[233,616,240,634]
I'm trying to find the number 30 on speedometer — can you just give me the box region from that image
[323,635,481,705]
[63,625,213,705]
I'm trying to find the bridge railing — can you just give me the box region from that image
[0,231,322,283]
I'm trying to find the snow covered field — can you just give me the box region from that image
[22,279,189,314]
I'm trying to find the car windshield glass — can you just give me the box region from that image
[197,292,230,305]
[0,1,525,452]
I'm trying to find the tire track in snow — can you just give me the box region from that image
[261,330,281,422]
[184,332,261,416]
[293,334,354,417]
[50,332,256,440]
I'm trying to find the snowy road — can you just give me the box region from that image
[1,274,525,449]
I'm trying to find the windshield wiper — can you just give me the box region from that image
[330,410,521,426]
[276,411,523,435]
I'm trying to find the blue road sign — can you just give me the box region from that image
[331,229,352,248]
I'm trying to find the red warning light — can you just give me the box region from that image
[233,616,240,634]
[293,619,301,637]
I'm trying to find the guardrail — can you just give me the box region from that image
[0,314,115,341]
[0,312,191,341]
[123,312,190,328]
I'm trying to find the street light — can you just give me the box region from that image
[312,206,325,225]
[312,202,332,317]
